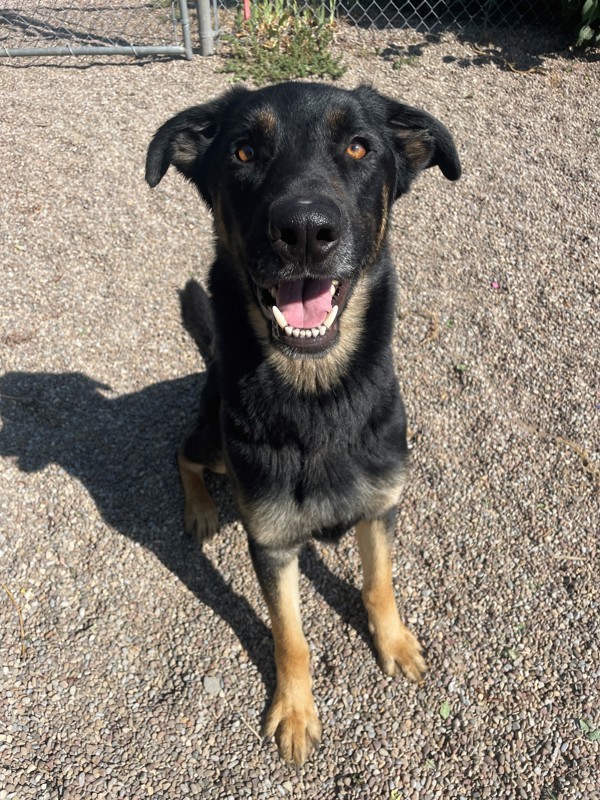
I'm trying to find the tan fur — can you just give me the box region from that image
[213,191,228,243]
[241,465,405,549]
[266,276,370,394]
[374,184,390,258]
[255,108,277,135]
[178,454,219,544]
[325,108,346,134]
[214,192,245,266]
[261,558,322,765]
[243,273,369,395]
[256,185,391,394]
[396,130,434,172]
[173,131,200,169]
[355,518,426,682]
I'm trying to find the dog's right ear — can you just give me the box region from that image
[145,87,250,191]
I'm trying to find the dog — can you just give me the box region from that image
[145,81,460,765]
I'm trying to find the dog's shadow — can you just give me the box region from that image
[0,368,370,694]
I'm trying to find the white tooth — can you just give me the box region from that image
[272,305,288,329]
[311,328,319,337]
[271,288,277,299]
[323,305,338,329]
[305,329,312,338]
[284,326,293,336]
[330,284,336,296]
[292,328,300,337]
[332,279,339,286]
[319,326,327,336]
[299,330,306,338]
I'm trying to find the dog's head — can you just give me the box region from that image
[146,82,460,358]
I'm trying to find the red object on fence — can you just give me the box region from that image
[243,0,251,20]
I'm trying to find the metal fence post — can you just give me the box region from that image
[196,0,215,56]
[179,0,194,60]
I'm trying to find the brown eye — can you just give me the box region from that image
[235,142,255,163]
[346,140,368,160]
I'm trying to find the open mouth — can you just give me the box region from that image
[254,277,349,352]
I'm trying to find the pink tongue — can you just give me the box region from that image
[276,279,332,329]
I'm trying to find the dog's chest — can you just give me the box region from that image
[224,398,407,547]
[238,462,406,548]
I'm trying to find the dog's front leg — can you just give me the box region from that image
[249,540,321,765]
[178,453,220,545]
[356,513,426,682]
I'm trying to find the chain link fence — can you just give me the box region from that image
[0,0,193,60]
[214,0,552,31]
[0,0,556,62]
[328,0,550,30]
[212,1,555,51]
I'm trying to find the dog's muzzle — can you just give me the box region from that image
[252,196,350,352]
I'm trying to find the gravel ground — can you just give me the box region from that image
[1,26,599,800]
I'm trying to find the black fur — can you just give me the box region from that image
[147,80,460,566]
[147,82,460,758]
[179,279,215,365]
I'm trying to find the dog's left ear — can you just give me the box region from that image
[386,99,461,189]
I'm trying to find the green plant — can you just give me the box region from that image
[220,0,345,84]
[578,717,600,741]
[559,0,600,47]
[392,55,419,68]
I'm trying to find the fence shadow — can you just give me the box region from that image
[375,23,574,73]
[0,10,131,47]
[0,55,182,70]
[450,25,571,71]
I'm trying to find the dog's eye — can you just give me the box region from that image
[235,142,255,163]
[346,140,368,160]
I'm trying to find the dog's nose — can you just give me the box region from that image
[268,197,341,264]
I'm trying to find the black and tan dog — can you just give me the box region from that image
[146,82,460,764]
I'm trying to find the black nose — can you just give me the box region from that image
[268,197,341,264]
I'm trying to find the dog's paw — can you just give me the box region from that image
[262,688,322,766]
[184,498,219,545]
[375,626,426,683]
